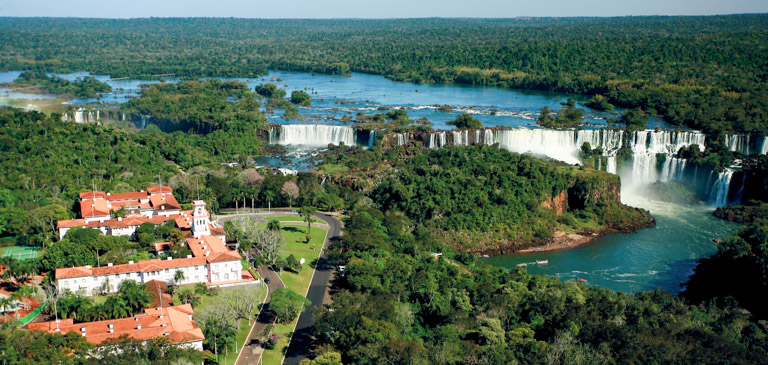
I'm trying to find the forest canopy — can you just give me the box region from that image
[1,16,766,133]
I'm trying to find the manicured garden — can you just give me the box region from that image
[261,224,327,364]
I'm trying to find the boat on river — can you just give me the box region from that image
[577,278,588,283]
[536,260,549,264]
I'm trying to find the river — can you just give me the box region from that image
[0,69,740,293]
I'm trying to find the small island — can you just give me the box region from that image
[0,71,111,98]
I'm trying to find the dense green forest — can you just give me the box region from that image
[1,16,767,134]
[310,204,768,364]
[321,143,653,252]
[0,71,111,98]
[119,79,264,133]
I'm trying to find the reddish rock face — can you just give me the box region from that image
[541,191,568,215]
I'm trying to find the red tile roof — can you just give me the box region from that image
[56,257,207,279]
[28,304,204,345]
[149,194,181,211]
[147,186,173,194]
[106,191,148,201]
[154,242,173,252]
[79,199,111,218]
[79,191,106,200]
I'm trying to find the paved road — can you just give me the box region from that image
[283,212,342,365]
[219,208,342,365]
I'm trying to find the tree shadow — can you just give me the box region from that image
[282,226,302,233]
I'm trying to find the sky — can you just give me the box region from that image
[1,0,767,18]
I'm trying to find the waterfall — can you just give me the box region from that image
[761,136,768,155]
[708,169,734,207]
[606,156,617,174]
[269,124,356,147]
[74,108,85,123]
[140,116,148,129]
[724,134,751,154]
[428,131,448,149]
[367,129,379,149]
[659,157,687,182]
[396,133,411,146]
[626,130,706,186]
[452,130,470,146]
[493,128,630,164]
[484,129,494,146]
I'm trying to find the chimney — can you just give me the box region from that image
[167,257,172,261]
[189,314,193,321]
[186,255,192,259]
[117,217,122,222]
[129,260,134,265]
[137,324,142,330]
[161,323,167,327]
[81,326,86,336]
[85,265,91,269]
[108,263,113,267]
[108,323,114,333]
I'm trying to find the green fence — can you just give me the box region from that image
[18,300,48,325]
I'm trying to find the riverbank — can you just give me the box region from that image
[517,231,601,253]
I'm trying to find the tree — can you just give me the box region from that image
[286,254,302,272]
[269,288,310,323]
[300,206,317,234]
[281,181,300,208]
[30,204,69,238]
[0,207,27,236]
[215,286,262,327]
[174,270,185,285]
[104,295,130,319]
[255,83,286,99]
[177,288,201,307]
[290,90,311,106]
[233,217,284,263]
[267,220,281,232]
[264,190,276,211]
[447,113,482,129]
[118,280,152,314]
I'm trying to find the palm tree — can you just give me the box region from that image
[174,270,185,285]
[117,280,152,314]
[263,190,276,212]
[267,220,281,232]
[300,206,317,234]
[104,296,130,319]
[0,296,13,315]
[17,284,37,310]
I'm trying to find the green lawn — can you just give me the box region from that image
[261,225,326,364]
[268,216,323,224]
[172,283,265,365]
[261,321,296,365]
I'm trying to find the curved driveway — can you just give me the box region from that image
[219,208,342,365]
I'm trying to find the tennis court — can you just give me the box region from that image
[1,246,40,261]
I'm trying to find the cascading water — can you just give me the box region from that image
[270,124,356,147]
[396,133,411,146]
[452,130,470,146]
[367,129,380,149]
[708,169,734,206]
[724,134,751,155]
[428,131,448,149]
[761,136,768,155]
[659,157,687,182]
[493,128,625,165]
[626,130,706,187]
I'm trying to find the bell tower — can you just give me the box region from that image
[192,200,210,238]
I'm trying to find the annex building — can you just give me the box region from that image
[29,304,205,350]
